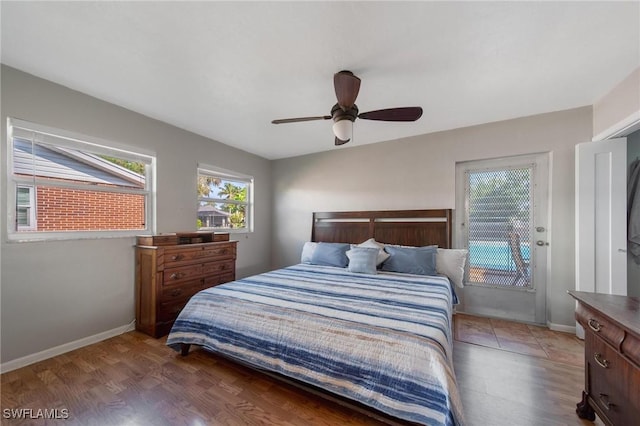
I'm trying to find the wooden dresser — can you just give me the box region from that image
[135,233,237,337]
[568,291,640,425]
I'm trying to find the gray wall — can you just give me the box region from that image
[0,62,622,364]
[593,67,640,138]
[629,129,640,297]
[0,66,272,363]
[272,107,592,328]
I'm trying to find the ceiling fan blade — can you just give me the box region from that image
[334,136,350,146]
[334,71,361,109]
[271,115,332,124]
[358,107,423,122]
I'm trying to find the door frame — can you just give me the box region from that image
[592,111,640,142]
[455,152,550,324]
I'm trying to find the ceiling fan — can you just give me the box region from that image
[271,70,423,146]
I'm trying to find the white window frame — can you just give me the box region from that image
[197,164,254,233]
[16,185,36,231]
[6,117,156,242]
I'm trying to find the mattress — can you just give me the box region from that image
[167,263,464,426]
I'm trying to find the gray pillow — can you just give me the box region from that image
[310,242,350,267]
[381,245,437,276]
[300,242,318,263]
[346,247,379,274]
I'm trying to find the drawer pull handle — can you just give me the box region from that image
[170,288,182,297]
[594,353,610,369]
[588,318,602,332]
[598,393,615,410]
[170,272,185,280]
[171,254,184,261]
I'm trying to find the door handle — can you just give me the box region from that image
[588,318,602,332]
[594,353,610,369]
[598,393,615,410]
[536,240,548,246]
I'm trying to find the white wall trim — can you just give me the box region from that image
[547,321,576,334]
[0,321,135,373]
[592,110,640,141]
[455,310,577,334]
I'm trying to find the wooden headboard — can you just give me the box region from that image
[311,209,452,249]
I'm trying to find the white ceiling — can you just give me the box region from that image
[1,1,639,160]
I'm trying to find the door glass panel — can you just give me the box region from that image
[466,166,533,287]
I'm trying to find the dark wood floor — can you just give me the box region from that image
[1,317,603,426]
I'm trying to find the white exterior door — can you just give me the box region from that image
[455,153,550,324]
[575,138,627,296]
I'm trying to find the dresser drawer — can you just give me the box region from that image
[621,332,640,368]
[160,279,203,303]
[202,260,234,275]
[163,264,203,285]
[158,299,189,322]
[201,244,236,261]
[164,243,235,268]
[586,333,636,425]
[577,303,625,349]
[163,246,207,267]
[204,272,235,288]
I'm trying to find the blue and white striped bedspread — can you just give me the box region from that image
[167,264,464,426]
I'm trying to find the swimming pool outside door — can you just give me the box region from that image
[468,241,531,283]
[455,153,549,324]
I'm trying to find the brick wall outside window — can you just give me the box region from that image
[35,186,145,231]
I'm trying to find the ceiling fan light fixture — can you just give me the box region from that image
[332,119,353,142]
[271,71,423,147]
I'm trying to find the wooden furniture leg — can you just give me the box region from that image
[576,391,595,421]
[181,343,191,356]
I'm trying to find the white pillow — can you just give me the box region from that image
[436,248,468,288]
[300,242,318,264]
[353,238,390,266]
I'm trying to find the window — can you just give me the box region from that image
[464,165,533,287]
[197,165,253,232]
[16,186,36,230]
[7,118,155,241]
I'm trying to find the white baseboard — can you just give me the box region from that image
[547,321,576,334]
[0,321,136,374]
[455,310,577,335]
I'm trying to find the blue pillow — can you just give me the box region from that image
[381,245,437,276]
[310,242,350,267]
[346,247,379,274]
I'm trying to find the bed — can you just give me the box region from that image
[166,209,465,426]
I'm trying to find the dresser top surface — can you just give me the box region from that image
[568,290,640,336]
